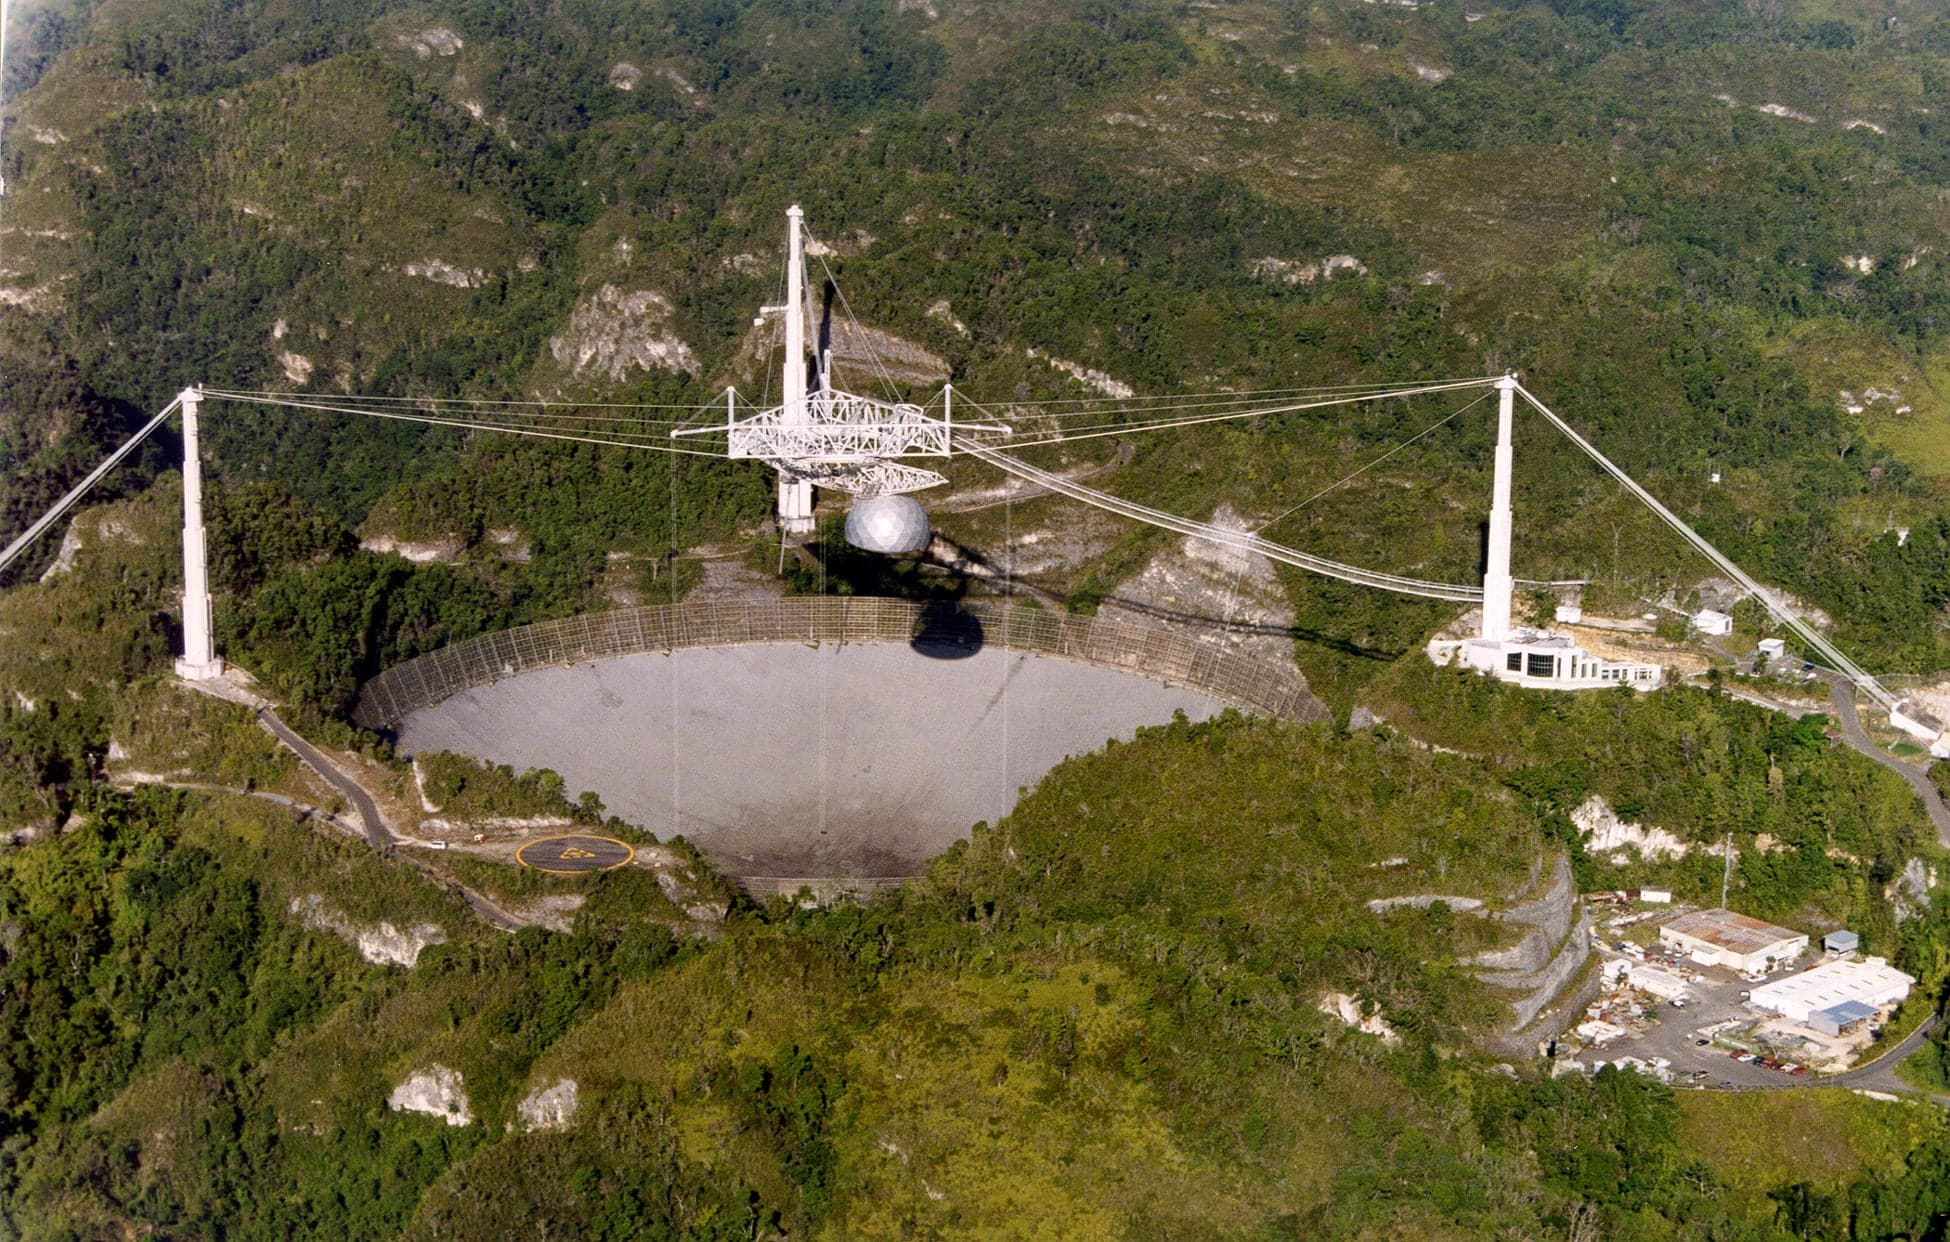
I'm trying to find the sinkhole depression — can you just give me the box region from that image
[365,600,1323,881]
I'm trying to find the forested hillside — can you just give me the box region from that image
[3,0,1950,682]
[9,0,1950,1236]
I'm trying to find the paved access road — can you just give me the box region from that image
[1821,1013,1945,1097]
[255,708,393,853]
[1821,674,1950,845]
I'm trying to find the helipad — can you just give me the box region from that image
[514,835,635,874]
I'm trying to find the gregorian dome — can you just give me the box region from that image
[844,494,930,554]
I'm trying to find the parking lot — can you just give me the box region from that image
[1562,927,1887,1089]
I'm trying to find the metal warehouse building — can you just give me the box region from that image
[1748,957,1915,1028]
[1659,908,1808,975]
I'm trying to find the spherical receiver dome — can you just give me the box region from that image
[844,494,931,554]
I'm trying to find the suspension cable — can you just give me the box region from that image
[0,394,183,576]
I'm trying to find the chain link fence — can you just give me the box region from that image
[354,596,1328,731]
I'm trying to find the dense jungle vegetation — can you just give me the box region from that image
[3,0,1950,687]
[9,0,1950,1236]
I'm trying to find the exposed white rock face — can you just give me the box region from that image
[1909,679,1950,723]
[926,299,970,336]
[1098,504,1312,685]
[1024,348,1133,398]
[1757,103,1816,123]
[1318,991,1401,1045]
[398,27,464,58]
[549,284,699,380]
[1572,795,1690,861]
[39,526,83,580]
[1409,60,1449,83]
[609,62,642,91]
[388,1065,472,1126]
[0,284,52,309]
[359,534,464,564]
[826,319,948,384]
[505,894,585,934]
[1368,894,1485,913]
[1843,254,1875,275]
[1891,857,1938,922]
[277,351,314,383]
[1844,119,1886,134]
[516,1079,579,1131]
[39,514,139,581]
[401,259,485,289]
[1250,254,1367,285]
[289,894,447,967]
[28,125,66,144]
[1839,386,1908,416]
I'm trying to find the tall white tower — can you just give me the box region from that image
[777,205,816,536]
[1479,374,1517,641]
[174,386,224,680]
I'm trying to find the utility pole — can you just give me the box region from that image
[1720,832,1732,910]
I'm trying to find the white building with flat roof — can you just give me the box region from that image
[1693,609,1733,636]
[1625,963,1692,1003]
[1659,908,1807,974]
[1454,632,1663,689]
[1749,957,1915,1026]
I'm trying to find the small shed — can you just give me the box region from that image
[1555,603,1583,624]
[1693,609,1734,636]
[1824,930,1860,955]
[1809,1000,1877,1038]
[1757,638,1788,661]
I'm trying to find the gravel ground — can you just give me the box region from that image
[395,643,1224,877]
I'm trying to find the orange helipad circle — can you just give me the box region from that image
[515,834,635,874]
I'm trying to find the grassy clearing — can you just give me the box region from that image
[1769,316,1950,482]
[176,792,477,939]
[1674,1088,1941,1210]
[109,681,294,790]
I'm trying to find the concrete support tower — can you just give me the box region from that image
[777,205,816,537]
[174,385,224,680]
[1479,374,1518,641]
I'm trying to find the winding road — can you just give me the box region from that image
[1820,674,1950,845]
[255,707,393,853]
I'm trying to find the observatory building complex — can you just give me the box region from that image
[1426,377,1663,690]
